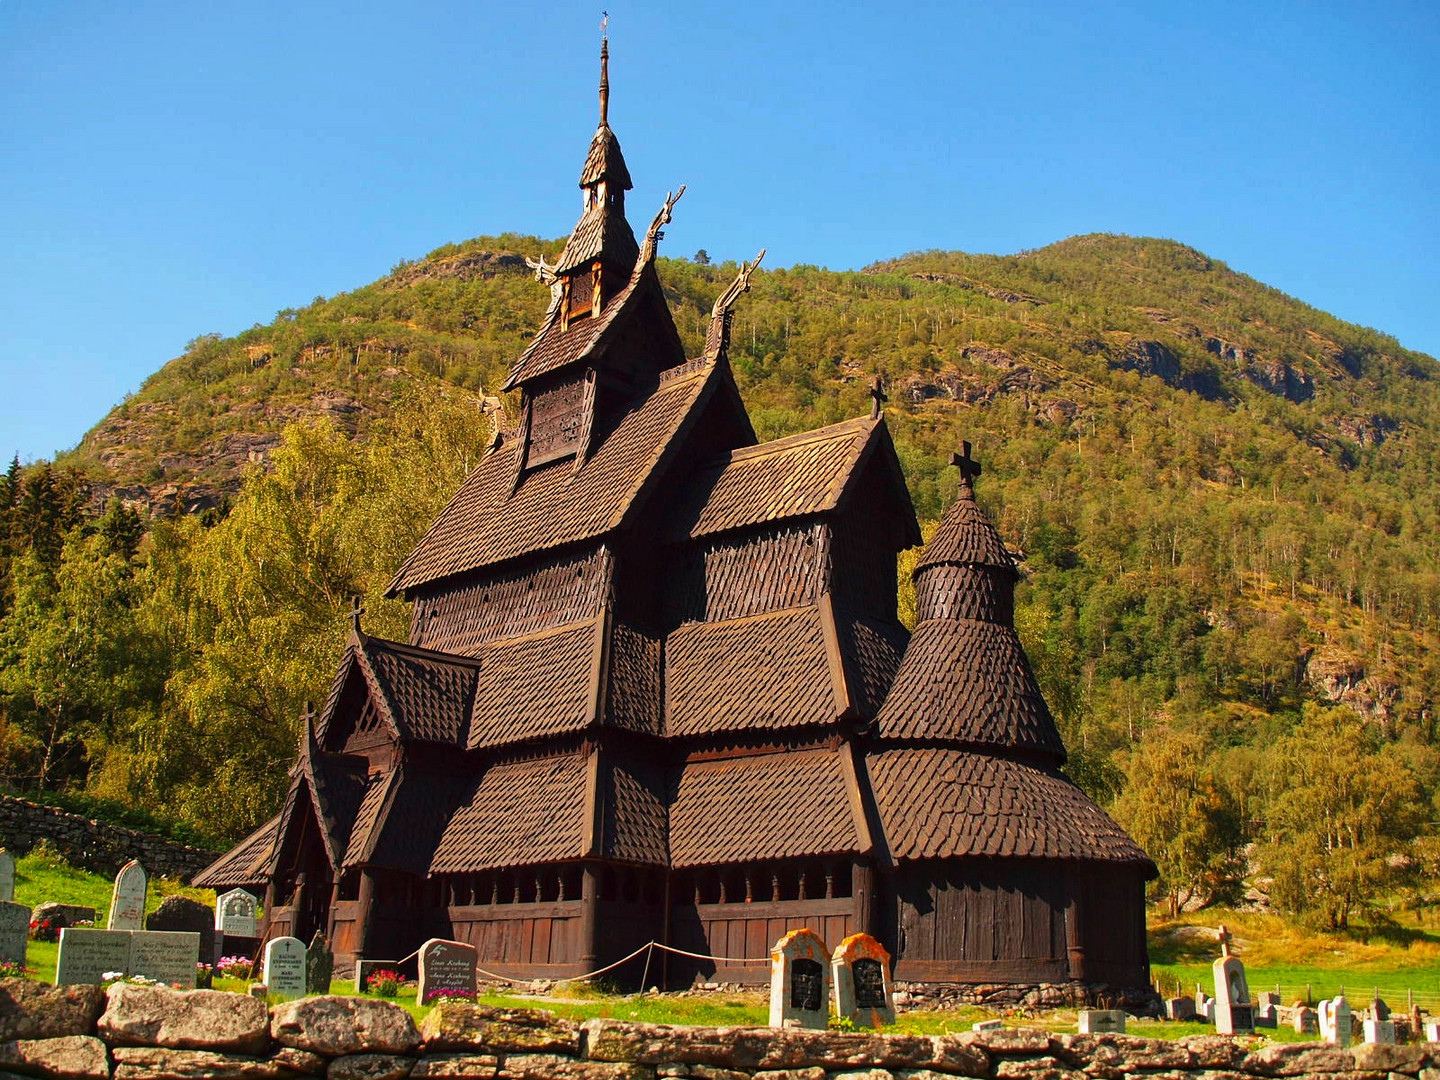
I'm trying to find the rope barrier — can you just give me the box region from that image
[471,939,771,987]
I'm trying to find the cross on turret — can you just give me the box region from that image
[869,376,888,421]
[950,440,982,489]
[349,595,365,636]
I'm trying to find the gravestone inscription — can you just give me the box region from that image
[0,901,30,966]
[1319,994,1353,1047]
[107,861,146,931]
[1078,1010,1126,1034]
[1362,1017,1396,1045]
[831,932,895,1028]
[215,889,258,937]
[128,931,199,989]
[768,928,829,1030]
[417,938,477,1004]
[263,937,307,1000]
[56,928,132,985]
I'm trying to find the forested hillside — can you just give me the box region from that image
[3,231,1439,931]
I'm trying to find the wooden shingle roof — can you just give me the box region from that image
[430,754,588,873]
[363,770,472,875]
[915,485,1017,575]
[579,124,632,190]
[193,814,279,888]
[664,606,845,737]
[391,359,718,592]
[358,637,480,745]
[343,768,398,868]
[602,759,668,866]
[554,200,639,275]
[868,747,1155,870]
[873,618,1065,759]
[666,415,919,544]
[668,749,864,868]
[837,614,910,720]
[468,617,603,750]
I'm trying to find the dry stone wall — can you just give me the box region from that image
[3,980,1440,1080]
[0,797,219,879]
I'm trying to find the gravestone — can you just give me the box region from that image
[417,938,477,1005]
[1256,990,1279,1026]
[56,928,132,985]
[146,897,215,968]
[32,902,96,931]
[1078,1010,1126,1034]
[1319,994,1353,1047]
[1293,1005,1318,1034]
[768,928,829,1030]
[215,889,258,937]
[971,1019,1004,1032]
[0,901,30,966]
[1425,1018,1440,1042]
[1363,1017,1396,1045]
[1212,925,1253,1035]
[263,936,307,1000]
[1372,995,1391,1021]
[128,931,200,988]
[107,861,146,931]
[307,932,333,995]
[831,933,895,1028]
[1165,996,1196,1022]
[0,850,14,903]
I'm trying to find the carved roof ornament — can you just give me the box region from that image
[950,440,983,491]
[349,595,366,637]
[640,186,686,265]
[869,376,888,421]
[703,249,766,362]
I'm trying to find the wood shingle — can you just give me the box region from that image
[469,617,603,750]
[430,754,589,873]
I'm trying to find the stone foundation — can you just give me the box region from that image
[2,979,1439,1080]
[892,981,1160,1014]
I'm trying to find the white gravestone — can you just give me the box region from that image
[129,931,200,989]
[56,928,133,985]
[264,936,307,1000]
[831,932,895,1028]
[0,850,14,904]
[1425,1018,1440,1041]
[1078,1010,1126,1034]
[215,890,258,937]
[0,901,29,966]
[418,938,478,1004]
[1362,1018,1395,1045]
[1212,925,1253,1035]
[768,928,829,1030]
[1319,994,1353,1047]
[107,861,147,931]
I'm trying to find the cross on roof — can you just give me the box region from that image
[869,376,888,421]
[1217,923,1232,958]
[950,440,982,488]
[350,595,365,636]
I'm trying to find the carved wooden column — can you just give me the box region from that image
[1065,891,1088,982]
[354,869,377,961]
[853,860,876,938]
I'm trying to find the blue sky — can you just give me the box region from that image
[2,0,1436,463]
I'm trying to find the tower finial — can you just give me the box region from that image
[599,14,610,127]
[869,375,888,420]
[949,440,983,490]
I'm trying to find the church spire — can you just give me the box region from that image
[599,34,610,128]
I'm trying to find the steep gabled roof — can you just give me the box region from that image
[873,617,1065,759]
[554,199,639,276]
[602,758,668,866]
[430,754,589,873]
[868,747,1155,871]
[360,769,472,875]
[668,748,866,868]
[579,123,632,190]
[343,767,400,867]
[389,359,721,593]
[359,637,480,745]
[665,415,920,545]
[193,814,280,889]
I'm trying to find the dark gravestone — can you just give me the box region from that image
[307,932,334,995]
[790,957,822,1012]
[853,958,886,1010]
[146,896,218,967]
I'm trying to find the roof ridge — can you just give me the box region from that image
[708,414,875,467]
[361,634,484,669]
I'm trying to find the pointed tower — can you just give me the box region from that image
[867,443,1156,994]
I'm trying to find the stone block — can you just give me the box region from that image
[420,1004,579,1055]
[1176,1035,1250,1069]
[496,1055,652,1080]
[752,1070,825,1080]
[0,980,106,1040]
[968,1027,1056,1056]
[99,983,270,1053]
[1057,1033,1192,1070]
[0,1035,109,1080]
[272,998,420,1057]
[1352,1043,1434,1072]
[925,1033,990,1077]
[327,1053,417,1080]
[991,1056,1085,1079]
[112,1045,326,1080]
[410,1055,500,1080]
[1241,1043,1356,1075]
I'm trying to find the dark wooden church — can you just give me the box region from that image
[197,42,1156,994]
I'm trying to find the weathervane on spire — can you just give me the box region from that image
[950,440,982,490]
[599,13,611,127]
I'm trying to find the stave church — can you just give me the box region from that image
[197,40,1156,997]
